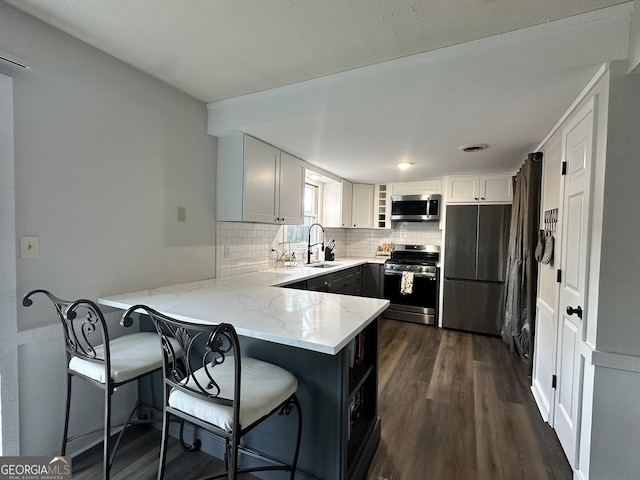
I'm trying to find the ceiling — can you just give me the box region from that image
[6,0,634,184]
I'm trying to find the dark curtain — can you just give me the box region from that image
[501,156,542,366]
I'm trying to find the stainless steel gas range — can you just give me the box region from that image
[383,244,440,325]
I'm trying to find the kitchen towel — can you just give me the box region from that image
[400,271,414,295]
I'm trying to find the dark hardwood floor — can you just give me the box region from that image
[70,319,571,480]
[367,319,572,480]
[70,425,258,480]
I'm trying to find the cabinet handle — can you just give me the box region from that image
[474,197,479,200]
[281,218,284,222]
[481,197,485,200]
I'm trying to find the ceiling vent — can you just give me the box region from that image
[459,143,489,153]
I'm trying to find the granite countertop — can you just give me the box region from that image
[99,258,389,355]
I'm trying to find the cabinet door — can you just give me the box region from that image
[341,180,353,228]
[243,136,279,223]
[278,152,305,224]
[446,176,480,203]
[362,264,384,298]
[480,174,513,202]
[352,183,373,228]
[321,181,342,227]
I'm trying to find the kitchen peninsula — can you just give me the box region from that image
[99,261,389,480]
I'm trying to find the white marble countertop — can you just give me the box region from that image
[99,258,389,355]
[233,257,386,287]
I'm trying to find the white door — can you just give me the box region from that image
[553,99,595,466]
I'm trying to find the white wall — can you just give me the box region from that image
[587,61,640,480]
[595,61,640,356]
[0,2,217,456]
[629,0,640,74]
[0,72,19,456]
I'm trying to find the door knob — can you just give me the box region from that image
[566,305,583,319]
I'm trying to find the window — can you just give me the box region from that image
[285,183,319,243]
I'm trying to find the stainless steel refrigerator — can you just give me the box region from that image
[442,204,511,335]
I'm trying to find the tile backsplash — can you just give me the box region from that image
[216,221,442,277]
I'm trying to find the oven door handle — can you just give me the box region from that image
[384,271,436,279]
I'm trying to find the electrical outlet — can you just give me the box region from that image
[20,236,39,259]
[177,207,186,222]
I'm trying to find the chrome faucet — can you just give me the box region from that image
[307,223,325,264]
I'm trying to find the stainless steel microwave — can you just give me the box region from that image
[390,194,441,222]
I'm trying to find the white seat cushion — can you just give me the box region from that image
[68,332,181,384]
[168,357,298,432]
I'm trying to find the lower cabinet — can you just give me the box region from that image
[140,299,380,480]
[281,265,380,479]
[289,266,364,296]
[332,266,362,295]
[362,263,385,298]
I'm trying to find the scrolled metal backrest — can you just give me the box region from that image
[22,289,110,363]
[122,305,240,407]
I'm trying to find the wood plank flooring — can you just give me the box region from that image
[367,319,572,480]
[70,319,571,480]
[69,426,258,480]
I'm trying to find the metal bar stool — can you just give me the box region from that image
[122,304,303,480]
[23,289,182,479]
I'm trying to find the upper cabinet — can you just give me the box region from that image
[352,183,374,228]
[322,179,350,228]
[374,184,391,229]
[445,174,513,204]
[322,180,373,228]
[277,151,306,223]
[217,133,305,224]
[341,180,353,228]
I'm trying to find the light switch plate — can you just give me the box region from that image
[20,236,39,258]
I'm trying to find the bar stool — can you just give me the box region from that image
[121,304,303,480]
[23,289,182,479]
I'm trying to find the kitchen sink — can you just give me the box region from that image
[308,263,343,269]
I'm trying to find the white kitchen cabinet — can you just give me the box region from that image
[445,174,513,203]
[321,180,374,228]
[341,180,353,228]
[390,180,442,196]
[321,179,351,228]
[278,151,305,224]
[351,183,374,228]
[217,132,304,224]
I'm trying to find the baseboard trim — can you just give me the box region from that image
[530,384,550,423]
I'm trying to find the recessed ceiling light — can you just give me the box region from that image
[459,143,489,153]
[397,162,414,170]
[308,173,322,180]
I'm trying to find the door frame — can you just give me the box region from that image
[552,94,597,468]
